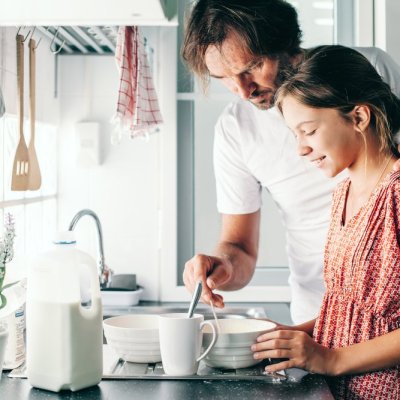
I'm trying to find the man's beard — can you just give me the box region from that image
[249,54,296,111]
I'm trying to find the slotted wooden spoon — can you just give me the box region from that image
[27,38,41,190]
[11,34,29,191]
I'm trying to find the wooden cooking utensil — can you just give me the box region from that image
[11,34,29,191]
[28,38,41,190]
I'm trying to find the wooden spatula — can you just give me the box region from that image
[11,34,29,191]
[28,38,41,190]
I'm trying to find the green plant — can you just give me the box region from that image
[0,213,16,310]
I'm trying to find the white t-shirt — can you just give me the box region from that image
[213,47,400,324]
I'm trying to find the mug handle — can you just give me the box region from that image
[196,320,217,362]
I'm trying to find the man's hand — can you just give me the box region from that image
[183,253,233,308]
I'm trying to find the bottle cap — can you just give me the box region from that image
[52,231,76,244]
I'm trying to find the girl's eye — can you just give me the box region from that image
[305,130,316,136]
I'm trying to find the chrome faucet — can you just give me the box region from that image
[68,209,112,288]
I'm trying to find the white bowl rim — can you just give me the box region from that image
[103,314,159,331]
[204,318,276,335]
[158,313,204,320]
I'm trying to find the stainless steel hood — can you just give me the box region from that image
[36,26,119,55]
[0,0,177,26]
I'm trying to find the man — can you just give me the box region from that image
[181,0,400,323]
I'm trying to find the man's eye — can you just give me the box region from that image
[243,61,263,75]
[242,70,252,76]
[252,61,263,70]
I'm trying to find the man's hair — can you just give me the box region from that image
[181,0,302,85]
[276,45,400,157]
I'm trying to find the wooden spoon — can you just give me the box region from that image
[11,34,29,191]
[28,38,41,190]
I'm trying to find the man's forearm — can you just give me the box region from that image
[213,241,257,290]
[212,211,260,291]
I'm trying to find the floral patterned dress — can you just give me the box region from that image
[313,171,400,400]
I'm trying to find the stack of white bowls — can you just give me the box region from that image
[103,315,161,363]
[202,318,276,369]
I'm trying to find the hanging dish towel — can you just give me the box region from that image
[112,26,163,143]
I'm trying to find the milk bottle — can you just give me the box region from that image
[26,231,103,392]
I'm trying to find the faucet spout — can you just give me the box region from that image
[68,209,111,288]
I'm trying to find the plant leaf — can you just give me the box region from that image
[1,280,19,292]
[0,293,7,310]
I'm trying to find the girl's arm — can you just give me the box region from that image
[284,319,316,336]
[331,328,400,375]
[251,327,400,376]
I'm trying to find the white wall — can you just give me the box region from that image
[57,55,162,300]
[0,26,178,301]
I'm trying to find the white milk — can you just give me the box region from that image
[26,231,103,392]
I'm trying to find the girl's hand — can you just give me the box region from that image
[251,329,337,375]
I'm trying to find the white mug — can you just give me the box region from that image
[159,313,217,376]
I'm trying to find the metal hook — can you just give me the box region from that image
[16,26,31,42]
[28,27,42,49]
[49,27,65,55]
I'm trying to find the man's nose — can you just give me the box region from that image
[231,75,256,99]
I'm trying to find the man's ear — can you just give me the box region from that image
[351,105,371,133]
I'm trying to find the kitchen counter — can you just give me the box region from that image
[0,302,334,399]
[0,373,333,399]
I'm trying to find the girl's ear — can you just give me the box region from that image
[351,105,371,133]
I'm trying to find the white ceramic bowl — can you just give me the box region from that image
[103,314,161,363]
[205,345,253,357]
[203,356,257,370]
[202,318,276,369]
[205,353,256,361]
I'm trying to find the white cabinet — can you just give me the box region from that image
[0,0,177,26]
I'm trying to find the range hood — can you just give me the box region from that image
[0,0,177,26]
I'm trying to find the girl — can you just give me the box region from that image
[251,45,400,399]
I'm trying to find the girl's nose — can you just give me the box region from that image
[297,142,312,157]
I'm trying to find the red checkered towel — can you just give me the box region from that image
[112,26,163,142]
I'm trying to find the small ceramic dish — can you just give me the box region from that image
[103,314,161,363]
[101,287,143,307]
